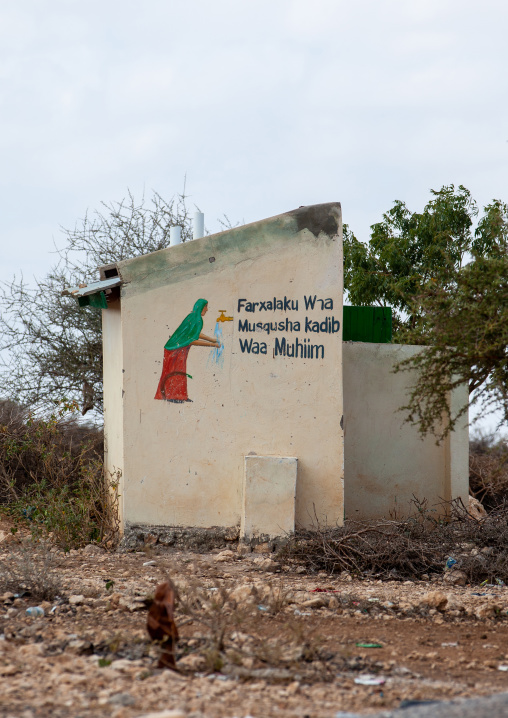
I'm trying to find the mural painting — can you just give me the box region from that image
[155,299,221,403]
[207,310,233,370]
[154,293,339,403]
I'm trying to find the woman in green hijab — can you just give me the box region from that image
[155,299,220,403]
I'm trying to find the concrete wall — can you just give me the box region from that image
[105,204,344,532]
[343,342,469,520]
[102,298,124,525]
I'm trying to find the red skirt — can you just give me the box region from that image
[154,346,192,402]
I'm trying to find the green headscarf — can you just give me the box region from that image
[164,299,208,351]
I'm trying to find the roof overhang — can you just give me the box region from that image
[62,276,122,309]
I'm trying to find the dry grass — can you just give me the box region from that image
[0,540,62,601]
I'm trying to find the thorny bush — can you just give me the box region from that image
[0,400,119,550]
[469,434,508,511]
[172,572,311,674]
[278,499,508,585]
[0,541,62,601]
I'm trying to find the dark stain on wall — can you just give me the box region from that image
[292,203,340,238]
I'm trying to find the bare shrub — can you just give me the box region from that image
[469,435,508,510]
[177,578,247,672]
[0,541,62,601]
[278,501,508,585]
[263,578,292,615]
[0,189,196,416]
[0,403,119,550]
[174,575,289,672]
[0,401,102,500]
[448,500,508,583]
[148,571,341,675]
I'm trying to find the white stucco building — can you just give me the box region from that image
[65,203,469,542]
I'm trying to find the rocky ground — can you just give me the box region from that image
[1,526,508,718]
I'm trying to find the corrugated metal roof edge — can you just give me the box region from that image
[61,276,122,298]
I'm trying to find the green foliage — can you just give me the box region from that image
[0,401,119,550]
[344,185,477,341]
[345,186,508,438]
[398,202,508,437]
[8,462,120,551]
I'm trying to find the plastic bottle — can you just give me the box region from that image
[26,606,44,618]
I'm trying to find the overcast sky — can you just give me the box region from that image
[2,0,507,283]
[1,0,506,430]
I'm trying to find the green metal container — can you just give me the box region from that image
[342,306,392,343]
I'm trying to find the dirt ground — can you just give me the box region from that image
[1,522,508,718]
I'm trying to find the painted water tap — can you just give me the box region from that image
[216,310,233,323]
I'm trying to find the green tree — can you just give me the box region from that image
[344,186,508,438]
[0,190,195,416]
[344,185,477,341]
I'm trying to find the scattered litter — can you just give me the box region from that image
[367,598,380,602]
[257,605,269,612]
[208,588,218,592]
[354,674,385,685]
[441,642,458,647]
[495,578,505,586]
[472,592,488,596]
[498,665,508,671]
[0,634,5,641]
[143,560,157,566]
[356,642,383,649]
[25,606,44,618]
[311,587,338,593]
[294,609,312,616]
[50,606,58,615]
[445,557,457,569]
